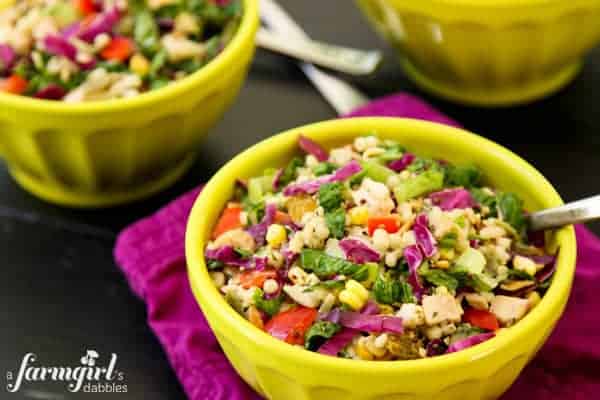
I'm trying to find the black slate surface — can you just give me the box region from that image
[1,1,599,399]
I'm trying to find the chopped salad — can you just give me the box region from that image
[204,134,557,360]
[0,0,241,101]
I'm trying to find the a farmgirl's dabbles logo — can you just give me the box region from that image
[6,350,127,393]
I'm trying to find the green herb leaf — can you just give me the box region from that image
[445,164,482,189]
[278,157,304,188]
[300,249,364,280]
[318,182,344,212]
[305,321,341,351]
[325,208,346,239]
[497,192,526,234]
[253,288,282,317]
[313,162,337,176]
[134,10,160,56]
[419,262,459,291]
[373,273,414,305]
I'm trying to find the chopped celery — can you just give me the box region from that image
[248,177,265,203]
[360,160,396,183]
[453,248,486,275]
[393,169,444,203]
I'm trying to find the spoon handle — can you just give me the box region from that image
[260,0,370,114]
[256,29,382,76]
[528,195,600,231]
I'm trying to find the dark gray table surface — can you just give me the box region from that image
[1,1,599,399]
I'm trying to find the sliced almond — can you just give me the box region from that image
[500,280,535,292]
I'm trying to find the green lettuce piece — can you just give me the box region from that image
[497,193,526,233]
[313,162,337,176]
[134,11,160,55]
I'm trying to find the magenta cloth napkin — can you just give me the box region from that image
[114,93,600,400]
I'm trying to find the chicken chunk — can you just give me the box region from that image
[282,285,328,308]
[490,295,530,326]
[212,228,256,252]
[422,294,462,326]
[351,178,395,217]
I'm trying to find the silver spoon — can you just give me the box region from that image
[256,28,382,76]
[528,195,600,231]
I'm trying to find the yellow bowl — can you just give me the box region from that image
[356,0,600,106]
[186,117,576,400]
[0,0,258,207]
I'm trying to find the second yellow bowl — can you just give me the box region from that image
[0,0,258,207]
[356,0,600,106]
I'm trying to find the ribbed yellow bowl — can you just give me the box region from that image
[356,0,600,106]
[186,118,576,400]
[0,0,258,207]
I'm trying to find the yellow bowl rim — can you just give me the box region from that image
[186,117,576,374]
[0,0,258,113]
[380,0,593,7]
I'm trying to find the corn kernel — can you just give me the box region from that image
[339,291,364,311]
[355,339,374,360]
[266,224,287,248]
[129,53,150,77]
[348,206,369,225]
[339,280,369,310]
[527,291,541,308]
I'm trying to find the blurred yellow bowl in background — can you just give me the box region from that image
[186,117,576,400]
[0,0,258,207]
[356,0,600,106]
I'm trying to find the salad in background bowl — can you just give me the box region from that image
[0,0,258,207]
[0,0,242,101]
[186,118,576,400]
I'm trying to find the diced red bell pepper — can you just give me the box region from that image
[74,0,97,15]
[0,75,28,95]
[265,306,317,345]
[367,216,400,236]
[463,308,500,331]
[212,206,243,239]
[101,37,134,62]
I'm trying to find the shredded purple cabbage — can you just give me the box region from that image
[283,160,362,196]
[61,21,81,38]
[34,84,66,100]
[318,328,360,356]
[157,17,175,30]
[426,339,446,356]
[246,203,277,246]
[272,168,284,190]
[339,238,381,264]
[298,135,328,162]
[360,300,380,315]
[320,307,341,324]
[78,8,121,42]
[446,332,495,353]
[338,311,403,334]
[44,35,77,61]
[404,244,425,299]
[0,44,16,74]
[429,188,477,211]
[204,245,250,268]
[277,247,298,280]
[414,214,437,258]
[388,152,415,172]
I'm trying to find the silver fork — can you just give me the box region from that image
[260,0,370,115]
